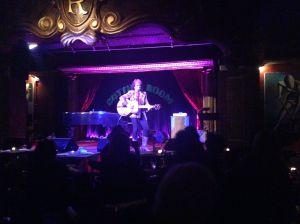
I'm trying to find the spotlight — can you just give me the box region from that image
[28,42,38,50]
[225,147,230,152]
[157,149,163,154]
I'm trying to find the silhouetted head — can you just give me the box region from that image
[184,126,201,144]
[33,139,57,162]
[154,162,217,223]
[110,132,131,155]
[107,125,129,141]
[173,127,205,163]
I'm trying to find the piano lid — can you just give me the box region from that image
[63,111,124,127]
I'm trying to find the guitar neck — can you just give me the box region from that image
[138,105,151,109]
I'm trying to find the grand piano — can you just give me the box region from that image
[64,111,125,127]
[63,111,127,138]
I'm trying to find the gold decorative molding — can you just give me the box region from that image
[25,16,58,38]
[24,0,148,47]
[100,11,147,34]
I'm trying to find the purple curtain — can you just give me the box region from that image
[80,76,103,112]
[173,69,204,128]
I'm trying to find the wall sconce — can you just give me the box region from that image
[258,66,265,73]
[28,42,38,50]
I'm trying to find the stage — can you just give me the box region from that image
[54,139,173,174]
[75,139,165,154]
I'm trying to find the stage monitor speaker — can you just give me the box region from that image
[52,138,78,153]
[97,138,109,152]
[171,113,190,138]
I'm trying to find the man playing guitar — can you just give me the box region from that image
[117,79,160,151]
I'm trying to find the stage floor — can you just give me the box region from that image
[76,139,166,155]
[55,139,173,173]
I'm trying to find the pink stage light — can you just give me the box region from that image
[60,60,213,74]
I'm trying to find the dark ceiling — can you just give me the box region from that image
[1,0,300,72]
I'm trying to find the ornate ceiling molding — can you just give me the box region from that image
[24,0,148,47]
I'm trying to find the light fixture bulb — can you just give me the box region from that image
[28,42,38,50]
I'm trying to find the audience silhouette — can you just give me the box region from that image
[96,126,146,204]
[154,162,217,224]
[213,130,297,224]
[171,126,206,165]
[21,139,71,224]
[1,126,298,224]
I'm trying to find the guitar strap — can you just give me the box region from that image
[137,91,148,120]
[136,91,142,104]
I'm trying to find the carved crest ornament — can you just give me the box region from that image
[25,0,147,47]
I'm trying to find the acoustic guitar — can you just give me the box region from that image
[117,100,161,116]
